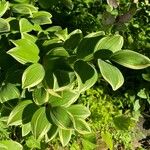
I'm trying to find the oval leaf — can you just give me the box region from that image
[22,63,45,89]
[67,104,91,119]
[31,107,51,140]
[7,39,39,64]
[98,59,124,90]
[7,100,34,126]
[110,50,150,69]
[50,106,74,129]
[33,87,49,105]
[59,128,72,147]
[0,1,9,17]
[0,18,10,33]
[74,60,98,92]
[95,35,123,53]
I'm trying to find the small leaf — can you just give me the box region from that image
[98,59,124,90]
[102,132,113,150]
[142,73,150,82]
[22,63,45,89]
[49,90,79,107]
[107,0,119,8]
[0,1,9,17]
[59,128,72,147]
[67,104,90,119]
[50,106,74,129]
[7,100,33,126]
[31,11,52,25]
[0,140,23,150]
[61,0,74,10]
[0,18,10,33]
[0,83,20,103]
[46,125,58,142]
[110,50,150,69]
[22,123,31,137]
[31,107,51,140]
[26,136,41,149]
[7,39,39,64]
[95,35,123,53]
[19,18,33,33]
[74,118,91,134]
[64,29,83,51]
[33,87,49,105]
[74,60,98,92]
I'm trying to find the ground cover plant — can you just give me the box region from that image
[0,0,150,149]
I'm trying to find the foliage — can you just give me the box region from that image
[0,0,150,149]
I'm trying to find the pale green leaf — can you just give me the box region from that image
[0,18,10,33]
[7,39,39,64]
[74,60,98,92]
[102,132,113,150]
[0,1,9,17]
[31,107,51,140]
[98,59,124,90]
[95,35,123,53]
[59,128,72,147]
[50,106,74,129]
[33,87,49,105]
[0,83,20,103]
[0,141,23,150]
[111,50,150,69]
[22,63,45,89]
[22,123,31,137]
[67,104,90,119]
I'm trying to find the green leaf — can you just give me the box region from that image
[110,50,150,69]
[0,140,23,150]
[64,29,82,51]
[142,73,150,82]
[49,90,79,107]
[50,106,74,129]
[22,123,31,137]
[59,128,72,147]
[21,33,37,43]
[74,118,91,134]
[26,136,41,149]
[0,83,20,103]
[77,31,105,60]
[101,132,113,150]
[0,1,9,17]
[74,60,98,92]
[95,35,123,53]
[31,11,52,25]
[7,39,39,64]
[7,100,33,126]
[0,18,10,33]
[113,115,131,130]
[98,59,124,90]
[31,107,51,140]
[19,18,33,33]
[61,0,74,10]
[22,63,45,89]
[33,87,49,105]
[46,125,58,142]
[67,104,90,119]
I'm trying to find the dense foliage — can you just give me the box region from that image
[0,0,150,149]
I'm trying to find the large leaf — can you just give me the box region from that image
[50,106,74,129]
[22,63,45,89]
[74,60,98,92]
[67,104,90,119]
[19,18,33,33]
[64,29,83,51]
[98,59,124,90]
[110,50,150,69]
[0,83,20,103]
[0,140,23,150]
[7,100,32,126]
[31,11,52,25]
[33,87,49,105]
[77,31,105,60]
[7,39,39,64]
[59,128,72,147]
[95,35,123,53]
[74,118,91,134]
[0,1,9,17]
[0,18,10,33]
[31,107,51,140]
[49,90,79,107]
